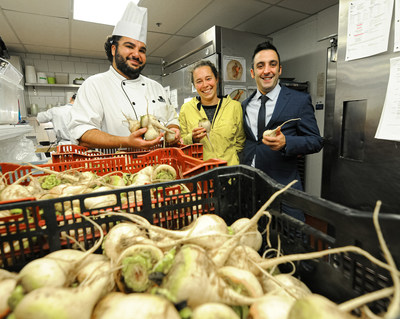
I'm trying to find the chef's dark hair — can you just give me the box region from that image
[190,60,218,84]
[251,41,281,68]
[104,35,122,62]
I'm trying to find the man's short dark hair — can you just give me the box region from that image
[104,35,122,63]
[251,41,281,68]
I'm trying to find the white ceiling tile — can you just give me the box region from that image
[278,0,338,15]
[237,6,309,36]
[0,9,18,45]
[0,0,71,17]
[70,20,113,52]
[177,0,270,37]
[5,11,69,47]
[140,0,212,34]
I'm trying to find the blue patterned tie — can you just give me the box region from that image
[258,95,268,140]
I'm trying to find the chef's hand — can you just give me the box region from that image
[262,127,286,151]
[166,127,181,145]
[128,127,163,148]
[192,127,207,143]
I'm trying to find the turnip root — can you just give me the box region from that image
[123,112,141,133]
[152,164,177,182]
[198,118,215,152]
[84,186,117,209]
[0,184,32,202]
[114,244,164,293]
[92,292,181,319]
[287,294,357,319]
[263,118,301,138]
[217,266,264,298]
[160,244,257,308]
[102,222,148,263]
[191,303,240,319]
[249,294,295,319]
[121,213,230,250]
[230,218,263,251]
[13,260,114,319]
[0,277,17,317]
[225,245,264,276]
[261,273,311,299]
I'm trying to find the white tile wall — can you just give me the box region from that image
[10,51,163,113]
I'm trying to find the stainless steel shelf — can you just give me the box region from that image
[25,83,80,88]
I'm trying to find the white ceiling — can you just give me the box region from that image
[0,0,338,65]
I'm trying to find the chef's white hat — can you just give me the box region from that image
[112,2,148,44]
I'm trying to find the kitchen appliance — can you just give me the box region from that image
[321,0,400,214]
[0,58,24,124]
[161,26,270,111]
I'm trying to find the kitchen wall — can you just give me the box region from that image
[269,4,339,197]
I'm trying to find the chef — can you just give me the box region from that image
[68,2,180,149]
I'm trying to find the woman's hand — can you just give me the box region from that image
[192,127,207,143]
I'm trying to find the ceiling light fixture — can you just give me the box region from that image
[73,0,140,26]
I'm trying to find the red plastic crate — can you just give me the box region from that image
[52,143,204,163]
[1,148,224,185]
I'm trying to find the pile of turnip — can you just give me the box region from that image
[0,180,399,319]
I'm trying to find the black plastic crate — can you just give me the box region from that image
[0,165,398,312]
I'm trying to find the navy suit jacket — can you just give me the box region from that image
[241,85,323,191]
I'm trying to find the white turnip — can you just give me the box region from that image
[263,118,301,138]
[13,260,114,319]
[92,292,181,319]
[191,303,240,319]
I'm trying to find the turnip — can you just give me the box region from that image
[217,266,264,298]
[261,273,311,299]
[102,222,148,262]
[92,292,181,319]
[117,213,230,250]
[198,118,215,151]
[0,277,17,317]
[152,164,177,182]
[13,260,114,319]
[16,214,104,293]
[160,244,258,308]
[0,184,32,202]
[114,243,164,292]
[123,112,141,133]
[287,294,357,319]
[263,118,301,137]
[230,217,263,251]
[224,245,264,276]
[249,294,295,319]
[191,303,240,319]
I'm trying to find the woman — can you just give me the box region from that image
[179,60,245,165]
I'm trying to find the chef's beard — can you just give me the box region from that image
[115,51,146,79]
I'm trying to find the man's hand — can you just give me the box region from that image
[166,127,181,145]
[128,127,163,148]
[262,127,286,151]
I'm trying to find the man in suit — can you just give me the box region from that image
[241,41,323,220]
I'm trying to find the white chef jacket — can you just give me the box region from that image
[68,66,179,144]
[37,103,73,145]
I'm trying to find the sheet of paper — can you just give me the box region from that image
[395,0,400,52]
[345,0,394,61]
[375,56,400,141]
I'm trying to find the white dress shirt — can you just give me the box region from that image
[245,84,281,166]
